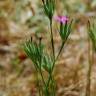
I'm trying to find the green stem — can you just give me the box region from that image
[55,41,65,63]
[47,15,66,96]
[50,75,56,96]
[39,69,46,86]
[52,40,65,74]
[47,41,65,91]
[36,72,42,96]
[50,20,55,61]
[39,68,50,96]
[46,72,55,96]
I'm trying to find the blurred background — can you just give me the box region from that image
[0,0,96,96]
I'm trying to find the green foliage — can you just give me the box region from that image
[23,38,44,68]
[60,20,73,42]
[23,38,53,73]
[88,20,96,51]
[23,38,56,95]
[42,54,53,73]
[42,0,55,20]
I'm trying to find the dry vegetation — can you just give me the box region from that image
[0,0,96,96]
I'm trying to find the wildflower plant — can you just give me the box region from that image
[23,0,73,96]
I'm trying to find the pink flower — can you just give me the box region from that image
[54,16,69,24]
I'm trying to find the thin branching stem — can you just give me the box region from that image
[55,41,65,62]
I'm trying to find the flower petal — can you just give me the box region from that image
[54,16,69,24]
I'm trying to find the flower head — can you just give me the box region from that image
[54,15,72,41]
[54,16,69,24]
[42,0,55,20]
